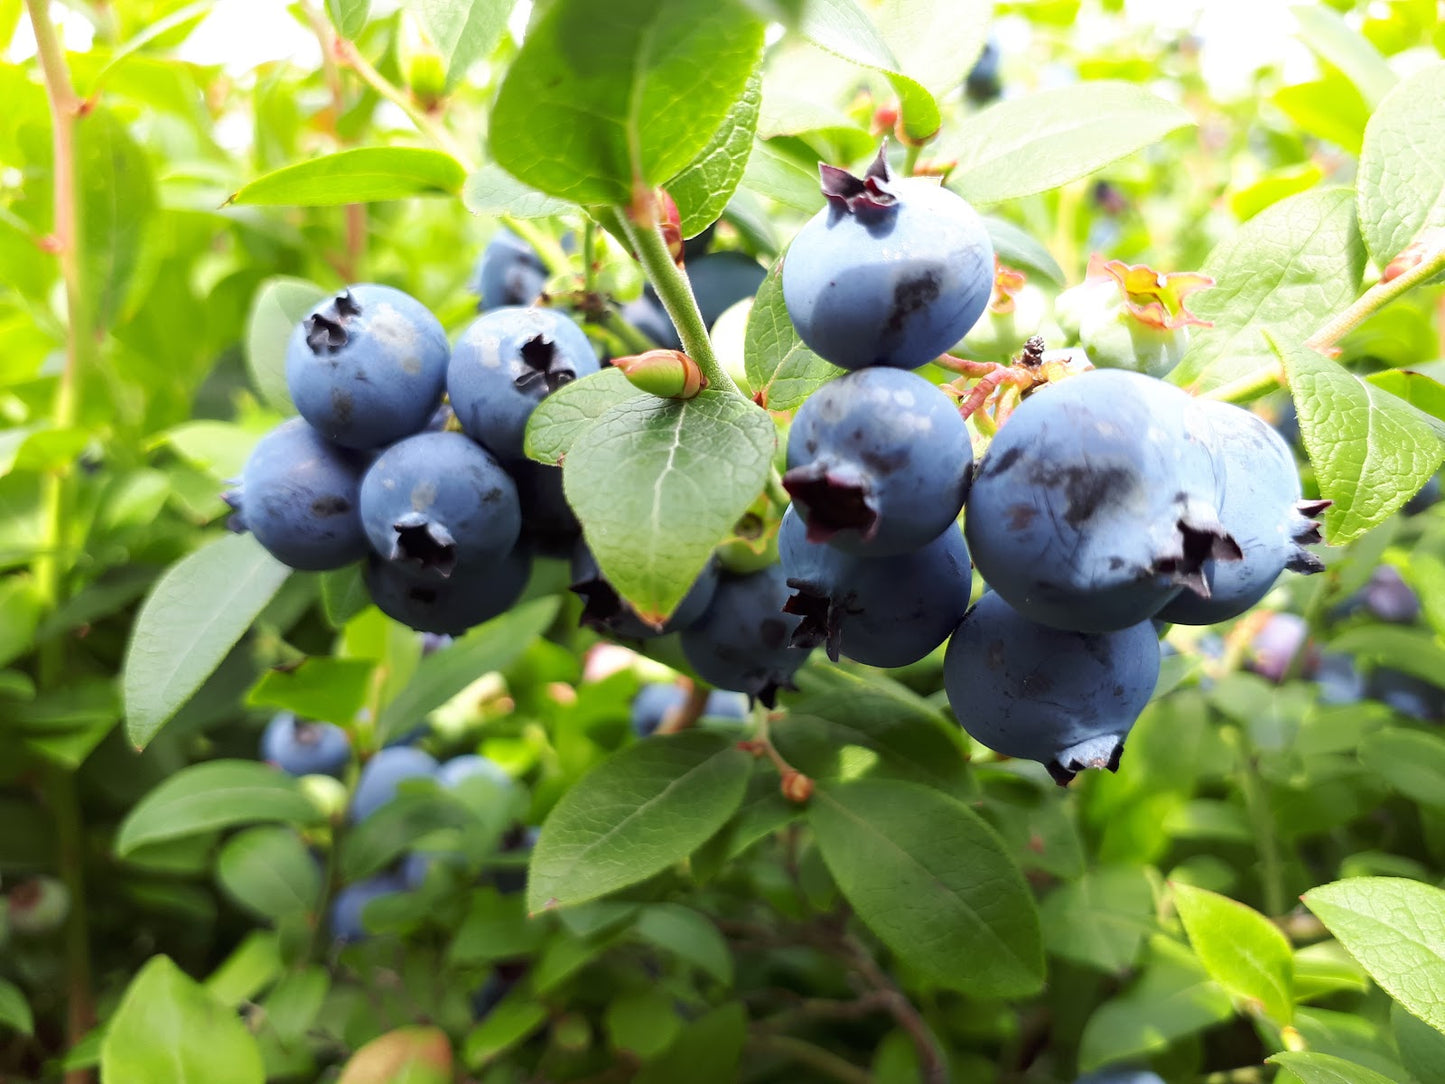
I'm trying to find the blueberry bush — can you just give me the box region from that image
[4,2,1445,1083]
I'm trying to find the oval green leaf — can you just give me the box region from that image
[116,760,320,857]
[524,368,642,466]
[215,826,323,922]
[124,533,292,749]
[1172,881,1294,1024]
[1357,63,1445,265]
[101,955,264,1084]
[1303,876,1445,1033]
[744,261,842,411]
[1268,1051,1400,1084]
[808,778,1044,998]
[527,731,752,913]
[488,0,766,205]
[245,277,327,413]
[228,147,466,207]
[668,66,762,237]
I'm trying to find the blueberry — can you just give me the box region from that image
[704,690,749,721]
[686,250,768,328]
[1314,652,1365,705]
[782,146,994,370]
[779,507,972,668]
[943,591,1160,785]
[329,873,407,943]
[1074,1072,1165,1084]
[437,754,514,792]
[364,545,532,635]
[622,294,682,350]
[260,713,350,778]
[966,369,1240,632]
[631,684,688,738]
[570,543,719,639]
[1368,667,1445,721]
[285,284,449,450]
[492,825,539,895]
[471,227,549,310]
[964,35,1002,103]
[680,565,813,707]
[784,367,974,556]
[229,418,369,571]
[509,459,580,556]
[448,306,601,461]
[402,755,517,887]
[1359,566,1420,624]
[349,746,439,823]
[1157,400,1326,625]
[360,432,522,577]
[1405,473,1440,516]
[1245,613,1314,684]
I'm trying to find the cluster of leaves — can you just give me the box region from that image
[2,1,1445,1083]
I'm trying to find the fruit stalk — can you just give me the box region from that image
[299,0,366,280]
[25,3,97,1076]
[616,215,741,398]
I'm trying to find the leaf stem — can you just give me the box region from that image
[498,214,573,280]
[615,215,741,398]
[300,1,366,280]
[766,469,790,512]
[1201,240,1445,403]
[25,3,96,1073]
[1225,727,1287,917]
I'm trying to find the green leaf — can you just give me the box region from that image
[1172,882,1294,1023]
[246,657,376,727]
[461,164,574,219]
[245,278,326,414]
[808,778,1044,998]
[448,890,545,966]
[337,1025,452,1084]
[668,66,762,237]
[115,760,320,857]
[340,788,489,881]
[1268,1051,1400,1084]
[634,1003,745,1084]
[79,106,155,329]
[744,261,842,411]
[631,903,734,984]
[1356,63,1445,265]
[320,564,372,628]
[1368,370,1445,423]
[1275,334,1445,543]
[1173,188,1366,392]
[606,989,683,1060]
[982,215,1066,287]
[1077,935,1234,1071]
[1272,72,1369,156]
[873,0,991,97]
[772,666,967,788]
[123,534,292,749]
[563,392,775,623]
[527,731,752,912]
[215,827,323,922]
[101,956,264,1084]
[204,932,284,1007]
[326,0,370,38]
[524,368,642,466]
[229,148,466,206]
[488,0,766,205]
[741,139,826,214]
[405,0,509,91]
[1360,728,1445,808]
[0,978,32,1036]
[1303,877,1445,1033]
[1392,1001,1445,1084]
[1040,866,1156,974]
[943,82,1194,205]
[462,988,548,1067]
[1292,4,1396,108]
[792,0,939,141]
[375,597,559,745]
[263,966,330,1049]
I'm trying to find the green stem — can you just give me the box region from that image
[765,469,790,512]
[25,4,95,1074]
[746,1033,874,1084]
[902,142,922,176]
[499,214,572,279]
[1202,240,1445,403]
[602,310,657,355]
[616,215,740,397]
[1226,727,1287,917]
[582,218,598,295]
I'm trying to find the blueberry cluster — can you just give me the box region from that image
[772,150,1327,784]
[228,281,599,634]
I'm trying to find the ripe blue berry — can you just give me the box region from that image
[779,507,972,668]
[448,306,600,461]
[510,459,580,555]
[782,147,994,370]
[350,746,439,823]
[364,545,532,635]
[260,713,350,777]
[330,873,407,943]
[966,369,1240,632]
[360,432,521,577]
[1156,400,1326,625]
[944,591,1160,785]
[472,227,548,310]
[680,565,813,707]
[437,754,514,794]
[631,684,687,737]
[285,285,449,449]
[230,418,368,571]
[785,367,974,556]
